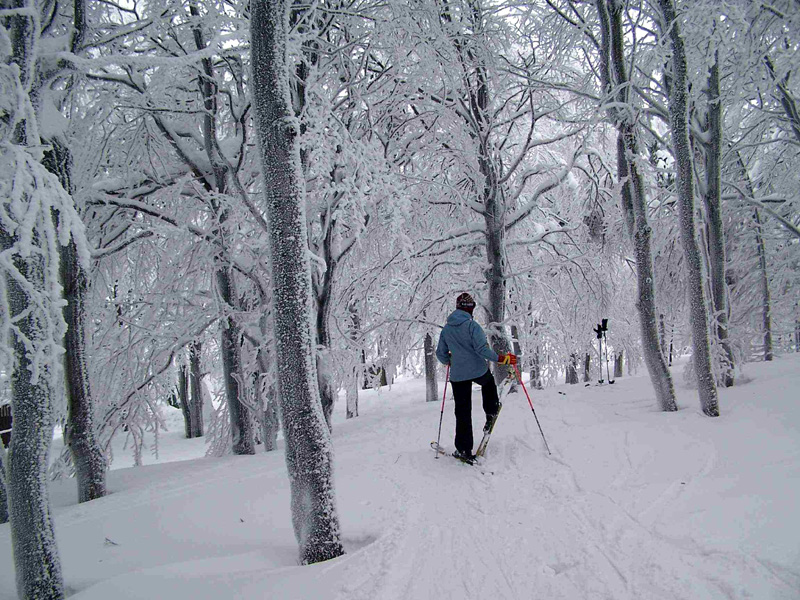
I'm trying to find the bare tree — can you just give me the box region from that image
[251,0,345,564]
[655,0,719,416]
[594,0,677,411]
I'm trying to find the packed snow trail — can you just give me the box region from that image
[0,356,798,599]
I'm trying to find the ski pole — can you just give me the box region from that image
[435,365,450,459]
[513,364,552,455]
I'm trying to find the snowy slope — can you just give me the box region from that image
[1,355,799,599]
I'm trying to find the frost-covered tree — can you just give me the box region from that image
[0,0,93,594]
[594,0,677,411]
[250,0,344,564]
[655,0,719,416]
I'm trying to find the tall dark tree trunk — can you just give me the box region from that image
[425,333,439,402]
[596,0,677,411]
[753,209,773,361]
[794,319,800,353]
[702,54,734,386]
[218,269,254,455]
[2,4,64,597]
[530,346,543,390]
[189,342,204,437]
[255,338,280,452]
[178,364,191,439]
[0,446,7,524]
[657,0,719,416]
[583,354,591,382]
[189,2,251,451]
[43,135,107,503]
[346,304,360,418]
[316,269,336,429]
[1,232,64,599]
[251,0,344,564]
[60,239,107,501]
[614,351,623,378]
[566,354,579,384]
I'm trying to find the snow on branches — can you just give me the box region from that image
[0,141,89,418]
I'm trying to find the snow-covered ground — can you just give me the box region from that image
[1,355,799,599]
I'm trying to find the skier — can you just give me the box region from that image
[436,292,517,461]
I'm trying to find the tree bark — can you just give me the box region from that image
[566,354,579,384]
[178,364,191,438]
[702,54,734,386]
[217,269,255,455]
[59,239,107,502]
[583,353,591,383]
[189,342,204,437]
[597,0,677,411]
[656,0,719,416]
[0,444,8,524]
[2,4,64,596]
[43,134,107,503]
[2,228,64,599]
[614,351,623,378]
[189,2,251,450]
[425,333,439,402]
[255,339,280,452]
[251,0,344,564]
[530,346,543,390]
[753,209,773,361]
[795,319,799,353]
[346,304,360,418]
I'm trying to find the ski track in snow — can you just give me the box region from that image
[0,356,798,599]
[331,359,800,600]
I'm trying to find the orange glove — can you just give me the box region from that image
[498,353,517,366]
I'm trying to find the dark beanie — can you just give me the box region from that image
[456,292,475,312]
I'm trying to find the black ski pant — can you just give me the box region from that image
[450,369,500,454]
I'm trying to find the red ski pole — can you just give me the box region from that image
[435,365,450,459]
[513,364,551,455]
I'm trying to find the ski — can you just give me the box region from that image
[475,402,502,457]
[430,441,477,465]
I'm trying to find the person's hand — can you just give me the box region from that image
[498,353,517,366]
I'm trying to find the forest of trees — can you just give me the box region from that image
[0,0,797,597]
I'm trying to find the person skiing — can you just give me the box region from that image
[436,292,517,462]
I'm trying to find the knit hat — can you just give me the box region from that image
[456,292,475,312]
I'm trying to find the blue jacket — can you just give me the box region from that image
[436,309,499,382]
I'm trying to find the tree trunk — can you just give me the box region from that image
[43,135,107,503]
[2,243,64,599]
[255,341,279,452]
[217,268,255,455]
[753,208,773,361]
[425,333,439,402]
[566,354,578,384]
[178,364,191,439]
[0,444,8,524]
[530,346,543,390]
[597,0,677,412]
[702,54,734,386]
[2,5,65,596]
[345,303,360,418]
[189,342,204,437]
[656,0,719,416]
[614,352,623,378]
[61,239,107,501]
[314,233,336,428]
[583,353,591,382]
[251,0,344,564]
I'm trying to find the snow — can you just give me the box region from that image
[2,355,800,599]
